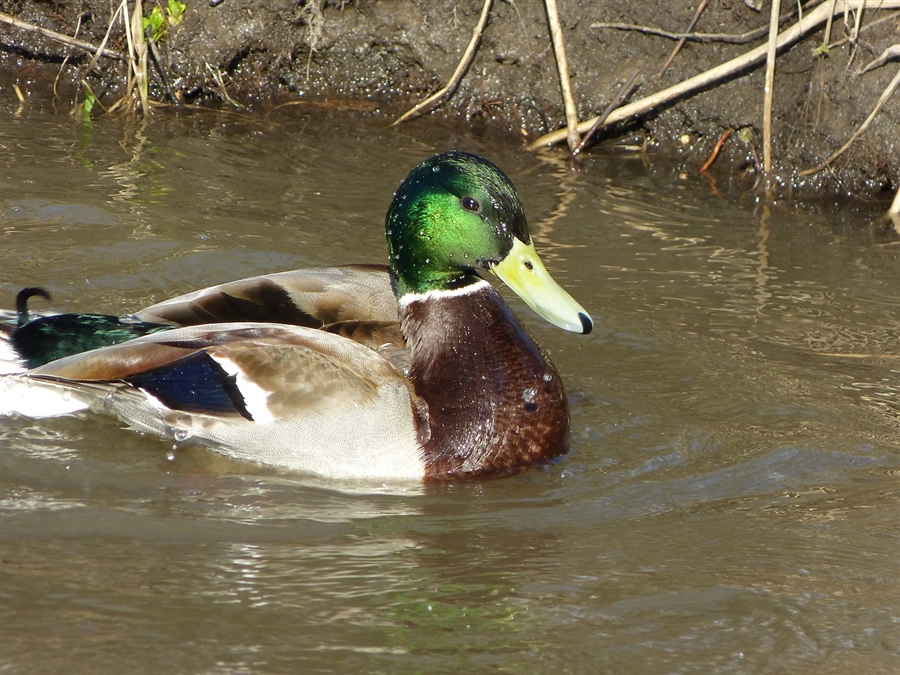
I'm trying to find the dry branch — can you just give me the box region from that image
[762,0,782,176]
[591,23,775,45]
[698,127,733,173]
[0,11,125,60]
[82,2,126,78]
[659,0,709,76]
[858,43,900,74]
[126,0,149,114]
[392,0,492,126]
[544,0,580,152]
[575,70,640,154]
[799,66,900,176]
[530,0,900,150]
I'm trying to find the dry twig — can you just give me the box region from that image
[762,0,782,177]
[130,0,149,114]
[846,0,866,71]
[575,70,640,154]
[822,0,839,57]
[544,0,580,152]
[698,128,733,173]
[108,0,150,115]
[659,0,709,76]
[811,0,840,127]
[858,43,900,74]
[0,11,125,60]
[798,66,900,176]
[53,11,83,98]
[592,7,898,46]
[529,0,900,150]
[591,21,778,45]
[205,61,247,109]
[392,0,492,126]
[82,2,127,78]
[147,37,177,103]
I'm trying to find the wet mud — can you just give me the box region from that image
[2,0,898,200]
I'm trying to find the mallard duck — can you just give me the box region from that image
[1,152,592,482]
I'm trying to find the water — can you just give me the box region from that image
[1,92,899,674]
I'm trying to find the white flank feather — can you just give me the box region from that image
[0,375,90,417]
[0,339,27,374]
[209,354,275,423]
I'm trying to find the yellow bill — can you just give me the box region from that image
[490,238,593,334]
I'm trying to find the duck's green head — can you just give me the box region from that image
[386,151,592,334]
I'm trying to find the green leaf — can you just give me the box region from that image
[81,84,96,122]
[145,6,167,41]
[167,0,186,26]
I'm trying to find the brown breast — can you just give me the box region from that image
[401,282,569,480]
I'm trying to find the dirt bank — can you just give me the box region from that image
[2,0,898,201]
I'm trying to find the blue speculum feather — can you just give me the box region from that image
[126,351,252,420]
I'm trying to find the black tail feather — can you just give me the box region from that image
[16,287,52,326]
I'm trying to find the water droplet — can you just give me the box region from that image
[425,258,430,264]
[432,165,440,173]
[418,230,425,237]
[522,387,537,402]
[542,373,553,382]
[174,429,189,442]
[62,390,72,401]
[166,450,176,461]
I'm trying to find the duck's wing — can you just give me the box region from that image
[4,323,425,480]
[134,265,398,328]
[135,263,408,366]
[2,266,404,373]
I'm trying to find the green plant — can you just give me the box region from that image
[142,0,186,42]
[81,83,96,121]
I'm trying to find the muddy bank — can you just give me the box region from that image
[2,0,898,201]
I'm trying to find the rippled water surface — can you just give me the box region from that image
[2,92,899,674]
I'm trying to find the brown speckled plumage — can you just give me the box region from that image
[135,265,397,328]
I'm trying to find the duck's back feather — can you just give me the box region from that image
[135,265,398,328]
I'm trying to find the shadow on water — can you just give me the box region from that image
[1,92,899,674]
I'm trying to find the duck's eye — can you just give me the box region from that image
[461,196,480,212]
